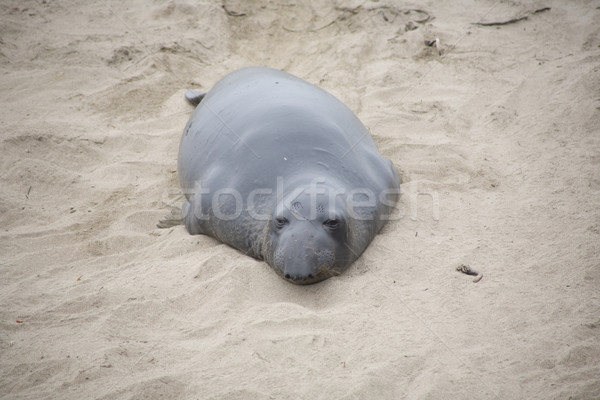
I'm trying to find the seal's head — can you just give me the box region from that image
[264,187,354,284]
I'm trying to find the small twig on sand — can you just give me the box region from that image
[472,7,550,26]
[404,8,431,24]
[222,4,246,17]
[283,19,337,33]
[532,7,552,14]
[157,206,184,229]
[26,186,32,199]
[424,38,443,56]
[456,264,483,283]
[284,7,432,33]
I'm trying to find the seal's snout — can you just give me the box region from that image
[274,237,336,284]
[284,272,315,281]
[280,246,319,283]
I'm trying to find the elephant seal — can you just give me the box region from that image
[178,67,400,284]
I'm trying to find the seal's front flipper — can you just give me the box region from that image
[182,199,210,235]
[157,206,184,228]
[185,90,206,106]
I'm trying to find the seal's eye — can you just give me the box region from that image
[275,217,288,229]
[323,219,339,229]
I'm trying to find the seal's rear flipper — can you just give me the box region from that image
[185,90,206,106]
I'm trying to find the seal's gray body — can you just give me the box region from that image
[178,67,399,284]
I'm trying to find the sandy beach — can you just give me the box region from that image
[1,0,599,398]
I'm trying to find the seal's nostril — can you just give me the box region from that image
[308,274,314,279]
[285,274,291,279]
